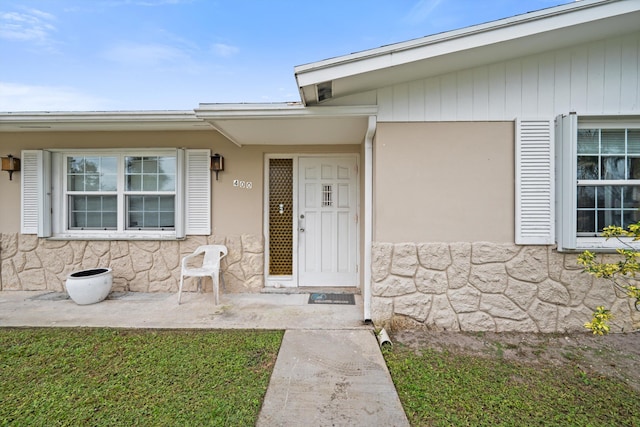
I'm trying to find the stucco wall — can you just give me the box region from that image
[0,130,360,235]
[371,241,639,333]
[374,121,514,243]
[0,130,362,293]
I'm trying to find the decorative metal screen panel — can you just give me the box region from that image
[269,159,293,275]
[322,184,333,207]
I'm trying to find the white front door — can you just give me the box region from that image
[298,156,358,287]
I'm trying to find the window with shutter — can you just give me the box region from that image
[556,114,640,251]
[20,148,210,239]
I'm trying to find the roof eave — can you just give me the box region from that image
[0,110,213,132]
[295,0,639,104]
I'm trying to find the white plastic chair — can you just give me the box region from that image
[178,245,227,305]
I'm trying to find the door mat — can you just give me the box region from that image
[308,293,355,305]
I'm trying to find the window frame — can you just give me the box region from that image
[556,114,640,251]
[51,148,183,240]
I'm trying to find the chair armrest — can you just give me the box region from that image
[181,249,205,269]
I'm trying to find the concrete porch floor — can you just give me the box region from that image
[0,290,369,330]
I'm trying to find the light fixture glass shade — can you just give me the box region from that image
[1,155,20,180]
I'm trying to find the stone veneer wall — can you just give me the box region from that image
[372,242,640,333]
[0,233,264,294]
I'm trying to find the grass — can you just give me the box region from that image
[384,345,640,427]
[0,328,283,426]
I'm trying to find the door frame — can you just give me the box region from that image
[264,153,360,289]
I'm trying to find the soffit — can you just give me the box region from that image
[195,104,377,146]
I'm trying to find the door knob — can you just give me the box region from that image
[299,228,305,232]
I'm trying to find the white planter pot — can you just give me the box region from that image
[65,268,113,305]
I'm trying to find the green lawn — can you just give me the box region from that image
[384,344,640,427]
[0,328,283,426]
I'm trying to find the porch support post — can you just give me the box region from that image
[363,115,376,321]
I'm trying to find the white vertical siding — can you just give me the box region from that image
[378,32,640,121]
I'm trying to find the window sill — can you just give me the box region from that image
[557,237,640,253]
[48,232,185,241]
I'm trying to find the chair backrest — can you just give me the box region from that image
[198,245,228,269]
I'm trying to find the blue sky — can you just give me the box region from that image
[0,0,575,112]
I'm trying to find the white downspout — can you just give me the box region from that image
[363,115,376,321]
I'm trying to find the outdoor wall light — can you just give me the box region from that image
[1,154,20,181]
[211,153,224,181]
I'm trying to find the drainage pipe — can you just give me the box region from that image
[363,115,376,322]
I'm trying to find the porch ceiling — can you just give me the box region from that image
[195,103,377,147]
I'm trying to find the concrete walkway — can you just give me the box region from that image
[0,291,409,426]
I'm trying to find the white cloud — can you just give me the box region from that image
[0,8,56,44]
[0,82,110,112]
[405,0,445,24]
[211,43,239,58]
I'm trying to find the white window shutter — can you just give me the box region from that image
[185,149,211,235]
[515,119,555,245]
[555,113,578,251]
[21,150,51,236]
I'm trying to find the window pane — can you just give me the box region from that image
[127,157,143,174]
[577,210,595,233]
[624,209,640,228]
[125,156,175,192]
[67,157,83,174]
[143,175,158,191]
[86,213,103,228]
[629,130,640,154]
[159,212,174,227]
[127,175,142,192]
[129,212,143,228]
[85,173,100,191]
[144,196,159,210]
[596,186,622,208]
[601,129,625,154]
[160,197,174,210]
[601,157,625,180]
[86,196,103,211]
[598,210,622,229]
[126,195,175,229]
[68,195,117,229]
[144,212,159,227]
[577,129,599,154]
[623,186,640,208]
[128,195,143,211]
[67,156,117,192]
[101,173,117,192]
[103,212,117,227]
[142,158,158,173]
[159,157,176,174]
[627,157,640,180]
[577,186,595,208]
[158,173,175,191]
[577,156,598,180]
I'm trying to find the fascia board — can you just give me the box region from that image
[0,110,199,123]
[0,110,211,132]
[295,0,637,87]
[195,104,377,119]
